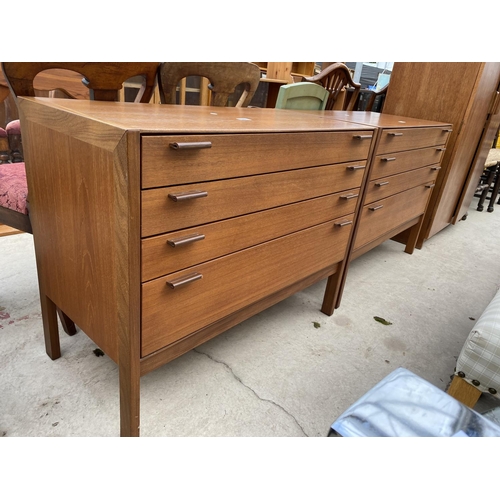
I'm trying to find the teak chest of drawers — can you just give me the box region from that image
[19,98,375,436]
[324,111,451,312]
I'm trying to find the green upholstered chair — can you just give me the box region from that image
[274,82,329,110]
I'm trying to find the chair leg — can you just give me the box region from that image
[56,308,77,336]
[477,168,495,211]
[487,163,500,212]
[447,375,482,408]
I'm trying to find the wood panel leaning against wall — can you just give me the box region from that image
[382,62,500,248]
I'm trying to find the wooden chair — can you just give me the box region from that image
[158,62,261,107]
[274,82,329,110]
[0,62,160,336]
[364,83,389,112]
[301,63,361,111]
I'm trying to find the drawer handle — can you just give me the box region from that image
[388,132,403,136]
[339,193,359,199]
[166,272,203,289]
[425,183,436,188]
[436,147,446,152]
[431,166,442,171]
[169,141,212,150]
[442,129,453,133]
[353,134,373,140]
[334,220,353,227]
[375,181,389,187]
[381,157,396,162]
[168,190,208,202]
[167,233,205,247]
[369,205,384,211]
[346,165,366,170]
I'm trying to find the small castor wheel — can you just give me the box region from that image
[488,207,495,213]
[461,213,468,220]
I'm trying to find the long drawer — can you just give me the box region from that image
[141,132,373,188]
[371,146,445,180]
[141,161,366,236]
[364,165,439,205]
[142,190,359,281]
[354,184,433,250]
[376,127,451,154]
[141,216,354,356]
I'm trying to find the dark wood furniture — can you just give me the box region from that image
[1,62,160,335]
[18,99,378,436]
[302,63,361,111]
[382,62,500,247]
[158,62,261,107]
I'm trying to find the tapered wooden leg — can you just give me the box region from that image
[40,294,61,360]
[119,359,141,437]
[56,308,77,336]
[447,375,482,408]
[404,218,425,255]
[321,272,341,316]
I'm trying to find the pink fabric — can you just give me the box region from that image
[0,162,28,214]
[6,120,21,134]
[0,128,6,138]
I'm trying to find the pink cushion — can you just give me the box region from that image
[6,120,21,135]
[0,128,7,138]
[0,162,28,214]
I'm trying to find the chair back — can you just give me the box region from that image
[275,82,329,110]
[1,62,160,102]
[158,62,261,107]
[365,83,389,112]
[302,63,361,111]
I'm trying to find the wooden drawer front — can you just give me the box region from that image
[371,146,445,180]
[142,217,353,356]
[354,185,432,250]
[141,161,366,237]
[376,127,450,154]
[365,166,438,205]
[141,131,372,188]
[142,190,359,281]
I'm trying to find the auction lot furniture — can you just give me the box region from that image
[18,98,375,436]
[17,99,452,436]
[329,367,500,437]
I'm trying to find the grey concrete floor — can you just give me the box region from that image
[1,196,500,437]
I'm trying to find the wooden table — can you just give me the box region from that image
[18,98,376,436]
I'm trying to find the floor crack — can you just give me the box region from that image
[194,348,308,436]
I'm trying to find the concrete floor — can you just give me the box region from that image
[1,196,500,437]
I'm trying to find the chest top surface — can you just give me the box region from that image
[19,97,377,134]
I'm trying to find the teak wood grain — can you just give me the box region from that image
[141,161,366,236]
[142,217,354,356]
[142,191,359,281]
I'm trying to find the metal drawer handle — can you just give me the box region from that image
[436,147,446,152]
[431,166,442,171]
[169,141,212,150]
[388,132,403,136]
[375,181,389,187]
[167,233,205,247]
[369,205,384,211]
[381,157,396,162]
[346,165,366,170]
[353,134,373,140]
[334,220,353,227]
[442,129,453,133]
[166,272,203,289]
[425,183,436,188]
[339,193,359,199]
[168,190,208,202]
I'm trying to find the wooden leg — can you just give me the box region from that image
[321,272,341,316]
[404,217,425,255]
[56,308,77,336]
[447,375,482,408]
[40,294,61,360]
[119,358,141,437]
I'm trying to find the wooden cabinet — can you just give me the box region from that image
[323,112,450,312]
[382,62,500,246]
[18,98,375,436]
